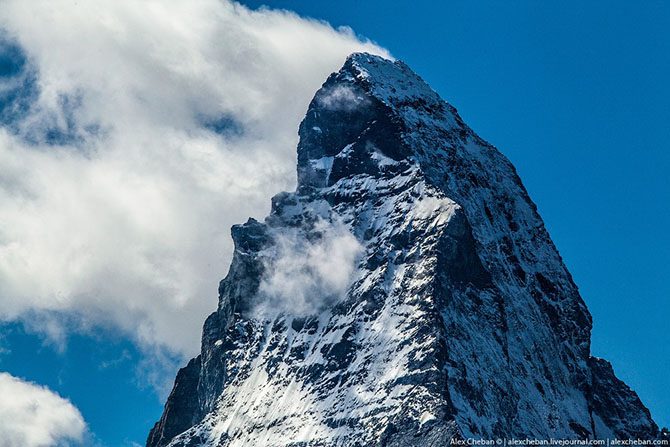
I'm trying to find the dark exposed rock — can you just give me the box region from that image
[587,357,659,438]
[147,357,202,447]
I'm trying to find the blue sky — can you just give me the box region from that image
[0,1,667,445]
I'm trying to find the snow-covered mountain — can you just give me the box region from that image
[147,53,662,446]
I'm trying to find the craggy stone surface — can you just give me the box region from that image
[148,54,662,447]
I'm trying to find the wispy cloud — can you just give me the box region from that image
[0,0,388,359]
[317,84,370,111]
[254,219,363,319]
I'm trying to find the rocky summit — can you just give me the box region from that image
[147,53,663,446]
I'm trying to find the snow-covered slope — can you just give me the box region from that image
[147,53,662,446]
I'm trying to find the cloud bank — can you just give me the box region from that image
[0,0,388,356]
[0,372,86,447]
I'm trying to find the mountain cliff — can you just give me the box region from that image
[147,53,662,446]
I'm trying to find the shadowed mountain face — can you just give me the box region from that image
[147,54,661,447]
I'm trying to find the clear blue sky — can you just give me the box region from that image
[248,0,670,428]
[0,1,667,445]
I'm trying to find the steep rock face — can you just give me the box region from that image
[148,54,660,446]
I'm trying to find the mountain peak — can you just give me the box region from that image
[343,52,443,108]
[297,53,462,190]
[148,55,661,447]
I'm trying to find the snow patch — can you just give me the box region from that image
[370,150,397,167]
[419,411,436,426]
[309,156,334,181]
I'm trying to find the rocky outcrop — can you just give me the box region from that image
[148,53,661,446]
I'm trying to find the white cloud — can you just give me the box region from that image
[0,1,389,357]
[317,84,370,111]
[0,372,86,447]
[254,219,363,319]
